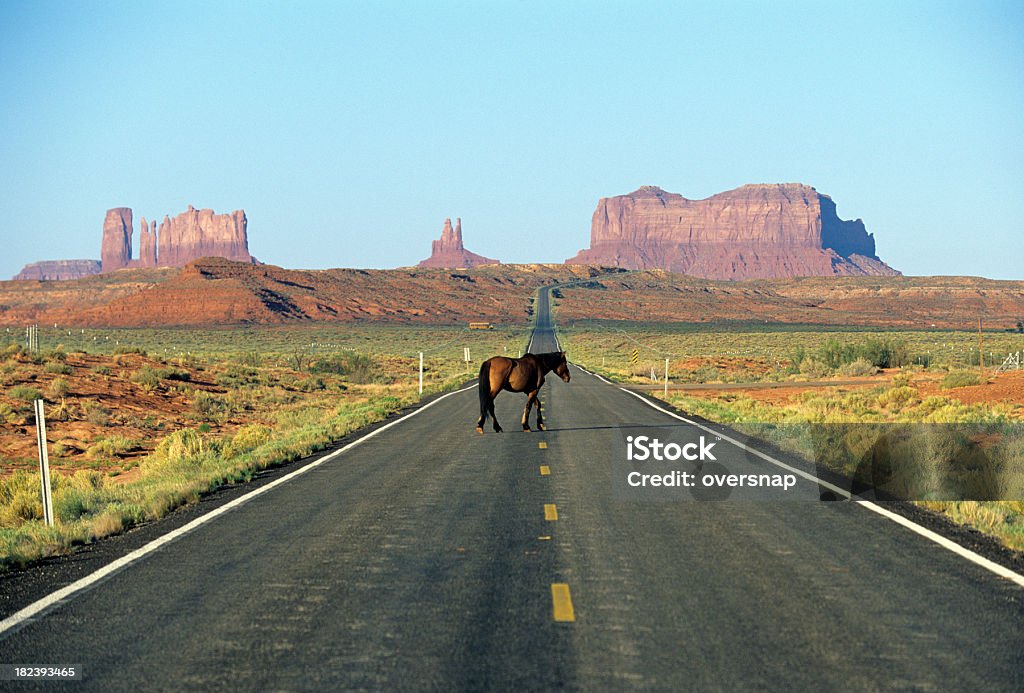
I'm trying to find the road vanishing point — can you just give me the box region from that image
[1,288,1022,690]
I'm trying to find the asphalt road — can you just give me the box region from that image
[1,288,1022,690]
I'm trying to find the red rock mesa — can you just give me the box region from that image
[566,184,899,279]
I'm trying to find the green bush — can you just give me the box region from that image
[224,424,273,458]
[130,366,161,391]
[310,352,378,384]
[44,362,72,375]
[941,371,984,389]
[86,435,135,459]
[155,429,206,463]
[192,391,224,417]
[838,358,879,377]
[8,385,42,403]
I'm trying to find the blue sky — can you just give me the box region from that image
[1,1,1021,279]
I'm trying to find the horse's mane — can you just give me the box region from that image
[536,351,565,370]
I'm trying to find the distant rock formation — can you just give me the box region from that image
[139,217,157,267]
[101,208,134,273]
[98,205,253,273]
[157,206,251,267]
[14,260,101,281]
[417,218,498,268]
[13,204,255,280]
[566,184,900,279]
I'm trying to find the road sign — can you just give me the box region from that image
[630,349,639,365]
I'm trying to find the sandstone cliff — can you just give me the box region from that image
[566,184,900,280]
[157,206,252,267]
[96,205,252,273]
[101,208,133,272]
[417,218,499,268]
[14,260,101,281]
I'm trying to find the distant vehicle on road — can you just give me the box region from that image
[468,322,494,330]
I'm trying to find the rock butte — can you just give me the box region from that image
[102,205,253,272]
[417,218,499,268]
[13,260,102,281]
[566,183,900,280]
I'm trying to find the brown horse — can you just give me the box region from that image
[476,351,570,433]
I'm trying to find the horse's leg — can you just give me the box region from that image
[490,385,503,432]
[535,390,545,431]
[521,392,534,432]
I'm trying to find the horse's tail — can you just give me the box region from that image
[478,360,491,422]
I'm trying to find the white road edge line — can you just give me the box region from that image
[576,363,1024,589]
[0,383,479,639]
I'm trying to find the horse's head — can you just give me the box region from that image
[554,351,571,383]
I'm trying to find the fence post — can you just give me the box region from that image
[419,352,423,395]
[33,399,54,527]
[664,358,669,399]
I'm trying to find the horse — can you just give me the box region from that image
[476,351,570,433]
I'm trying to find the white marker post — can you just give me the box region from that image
[664,358,669,399]
[419,352,424,395]
[33,399,54,527]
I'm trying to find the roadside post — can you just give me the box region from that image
[33,399,54,527]
[419,352,423,395]
[664,358,669,399]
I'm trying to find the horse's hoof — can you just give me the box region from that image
[494,426,503,433]
[523,426,531,432]
[476,426,484,435]
[537,423,546,431]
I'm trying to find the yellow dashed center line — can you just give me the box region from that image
[538,441,548,449]
[544,504,558,521]
[551,583,576,622]
[540,465,551,476]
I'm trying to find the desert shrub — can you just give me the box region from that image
[1,344,22,361]
[237,351,262,368]
[80,400,111,426]
[224,424,273,458]
[44,362,72,375]
[215,364,261,388]
[838,358,879,377]
[0,471,43,526]
[155,367,190,382]
[0,403,17,424]
[192,391,225,417]
[92,365,112,376]
[47,377,71,400]
[113,346,147,356]
[310,352,377,384]
[941,371,984,389]
[8,385,42,403]
[877,385,919,409]
[130,366,161,391]
[155,428,206,463]
[296,376,327,392]
[799,358,830,379]
[86,435,135,459]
